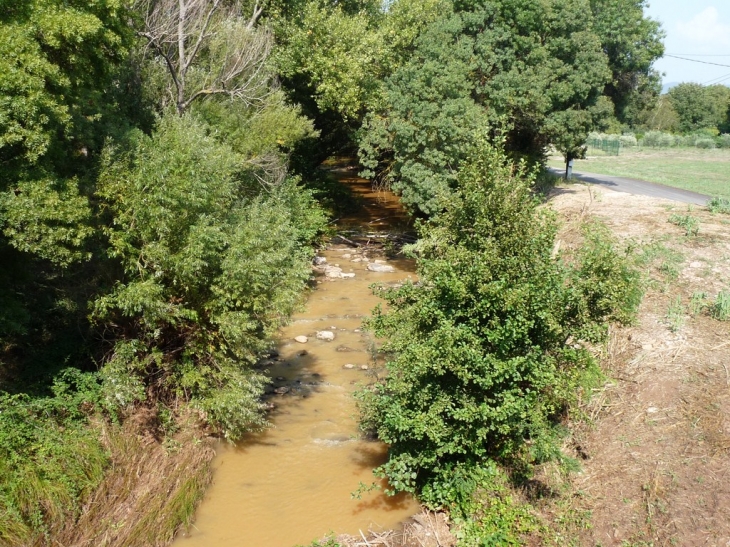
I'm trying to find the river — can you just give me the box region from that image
[172,165,420,546]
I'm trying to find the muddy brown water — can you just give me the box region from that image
[173,169,420,546]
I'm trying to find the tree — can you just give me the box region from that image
[706,85,730,134]
[135,0,274,114]
[637,94,679,132]
[668,83,726,134]
[589,0,665,126]
[359,0,611,215]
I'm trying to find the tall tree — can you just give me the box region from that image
[359,0,611,215]
[668,83,727,134]
[589,0,664,126]
[134,0,274,115]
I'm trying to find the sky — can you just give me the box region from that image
[643,0,730,87]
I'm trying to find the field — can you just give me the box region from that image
[547,148,730,199]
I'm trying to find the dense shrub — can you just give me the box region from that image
[717,134,730,149]
[642,131,674,148]
[94,115,327,440]
[695,138,716,149]
[0,371,107,545]
[358,142,642,502]
[619,135,637,147]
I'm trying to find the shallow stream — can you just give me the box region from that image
[173,168,420,546]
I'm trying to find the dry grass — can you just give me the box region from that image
[330,510,455,547]
[49,411,215,547]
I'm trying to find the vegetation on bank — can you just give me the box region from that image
[357,143,643,544]
[1,0,672,543]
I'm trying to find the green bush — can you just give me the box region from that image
[94,114,327,440]
[0,370,108,545]
[718,134,730,149]
[358,142,642,502]
[642,131,674,148]
[695,138,716,149]
[708,197,730,215]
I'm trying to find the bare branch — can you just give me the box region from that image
[134,0,274,115]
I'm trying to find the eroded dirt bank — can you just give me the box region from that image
[535,183,730,546]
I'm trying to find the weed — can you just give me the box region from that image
[665,297,685,332]
[297,535,342,547]
[635,241,684,283]
[709,291,730,321]
[668,213,699,236]
[689,292,708,316]
[707,197,730,215]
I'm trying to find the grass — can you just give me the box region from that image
[548,147,730,199]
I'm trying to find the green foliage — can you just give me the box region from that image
[297,534,343,547]
[708,197,730,215]
[358,142,641,500]
[0,370,107,545]
[588,0,664,126]
[423,462,537,545]
[689,291,708,317]
[571,221,644,336]
[275,2,386,121]
[359,0,612,214]
[668,213,699,237]
[665,296,685,333]
[710,291,730,321]
[94,114,326,440]
[0,175,93,266]
[669,83,730,134]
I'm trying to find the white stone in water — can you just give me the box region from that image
[294,335,308,344]
[313,256,327,266]
[316,330,335,341]
[351,258,362,263]
[341,253,352,259]
[341,273,356,278]
[343,364,356,369]
[360,365,369,370]
[367,263,396,273]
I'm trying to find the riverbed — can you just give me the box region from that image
[173,168,420,546]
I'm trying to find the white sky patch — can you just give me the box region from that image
[677,7,730,48]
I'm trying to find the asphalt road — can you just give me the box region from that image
[548,167,711,206]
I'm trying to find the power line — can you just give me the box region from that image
[664,54,730,68]
[667,53,730,57]
[703,71,730,85]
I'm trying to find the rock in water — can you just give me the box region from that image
[324,265,343,278]
[294,335,308,343]
[313,256,327,266]
[367,263,396,273]
[316,330,335,341]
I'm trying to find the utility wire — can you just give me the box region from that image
[667,53,730,57]
[664,54,730,68]
[703,71,730,85]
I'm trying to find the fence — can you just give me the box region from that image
[585,136,620,156]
